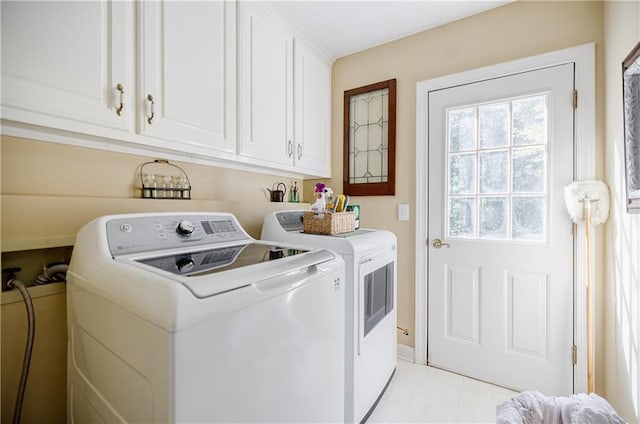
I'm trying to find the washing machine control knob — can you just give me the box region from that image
[176,220,195,236]
[176,257,195,273]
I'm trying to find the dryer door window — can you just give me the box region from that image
[363,261,394,337]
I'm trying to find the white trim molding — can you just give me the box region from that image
[397,343,416,363]
[414,43,595,394]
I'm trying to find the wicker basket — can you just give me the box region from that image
[303,211,356,235]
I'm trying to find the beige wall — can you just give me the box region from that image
[315,0,604,353]
[1,284,67,423]
[1,136,308,245]
[1,135,305,206]
[603,1,640,422]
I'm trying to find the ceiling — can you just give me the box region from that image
[275,1,511,59]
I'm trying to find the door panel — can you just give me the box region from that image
[505,271,549,358]
[445,265,481,344]
[428,64,575,395]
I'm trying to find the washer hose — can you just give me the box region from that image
[6,278,35,424]
[33,263,68,286]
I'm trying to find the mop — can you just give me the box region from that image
[563,180,610,393]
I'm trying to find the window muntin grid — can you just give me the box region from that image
[446,95,549,242]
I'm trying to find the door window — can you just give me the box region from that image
[447,95,548,242]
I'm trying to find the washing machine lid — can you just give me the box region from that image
[135,242,309,277]
[82,212,342,299]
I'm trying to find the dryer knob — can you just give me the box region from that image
[176,257,195,273]
[176,220,195,236]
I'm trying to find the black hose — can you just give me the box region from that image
[7,279,35,424]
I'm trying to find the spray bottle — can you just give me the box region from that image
[310,182,326,213]
[324,187,334,210]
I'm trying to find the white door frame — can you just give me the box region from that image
[415,43,595,394]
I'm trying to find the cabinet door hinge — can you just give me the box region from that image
[572,344,577,365]
[573,89,578,109]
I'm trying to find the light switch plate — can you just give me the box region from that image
[398,204,409,221]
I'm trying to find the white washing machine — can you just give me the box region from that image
[262,210,397,423]
[67,212,345,423]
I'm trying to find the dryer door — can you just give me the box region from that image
[357,248,396,354]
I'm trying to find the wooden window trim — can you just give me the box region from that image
[343,78,396,196]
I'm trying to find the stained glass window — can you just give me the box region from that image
[344,79,396,196]
[349,88,389,184]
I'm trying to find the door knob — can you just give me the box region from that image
[432,238,451,249]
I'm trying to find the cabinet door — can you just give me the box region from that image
[238,3,294,167]
[1,1,133,133]
[139,0,236,154]
[294,41,332,177]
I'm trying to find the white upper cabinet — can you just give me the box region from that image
[139,1,236,154]
[293,40,331,177]
[1,1,134,133]
[1,0,330,178]
[238,3,332,177]
[238,3,294,167]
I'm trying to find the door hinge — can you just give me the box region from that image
[572,344,577,365]
[573,89,578,109]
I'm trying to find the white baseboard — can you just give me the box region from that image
[397,343,415,362]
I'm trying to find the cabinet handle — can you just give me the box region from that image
[116,83,125,116]
[287,140,293,158]
[146,94,155,124]
[297,142,303,160]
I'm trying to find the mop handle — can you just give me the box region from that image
[583,196,594,393]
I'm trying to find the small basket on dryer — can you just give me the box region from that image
[303,211,355,235]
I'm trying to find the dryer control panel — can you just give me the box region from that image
[106,213,249,256]
[276,211,305,232]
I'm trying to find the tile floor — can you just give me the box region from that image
[367,359,518,423]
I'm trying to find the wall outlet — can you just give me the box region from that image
[398,204,410,221]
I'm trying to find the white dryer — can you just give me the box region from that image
[262,210,397,423]
[67,212,345,423]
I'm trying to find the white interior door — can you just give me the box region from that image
[427,64,575,395]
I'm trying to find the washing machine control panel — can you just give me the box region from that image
[176,220,196,236]
[106,214,250,256]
